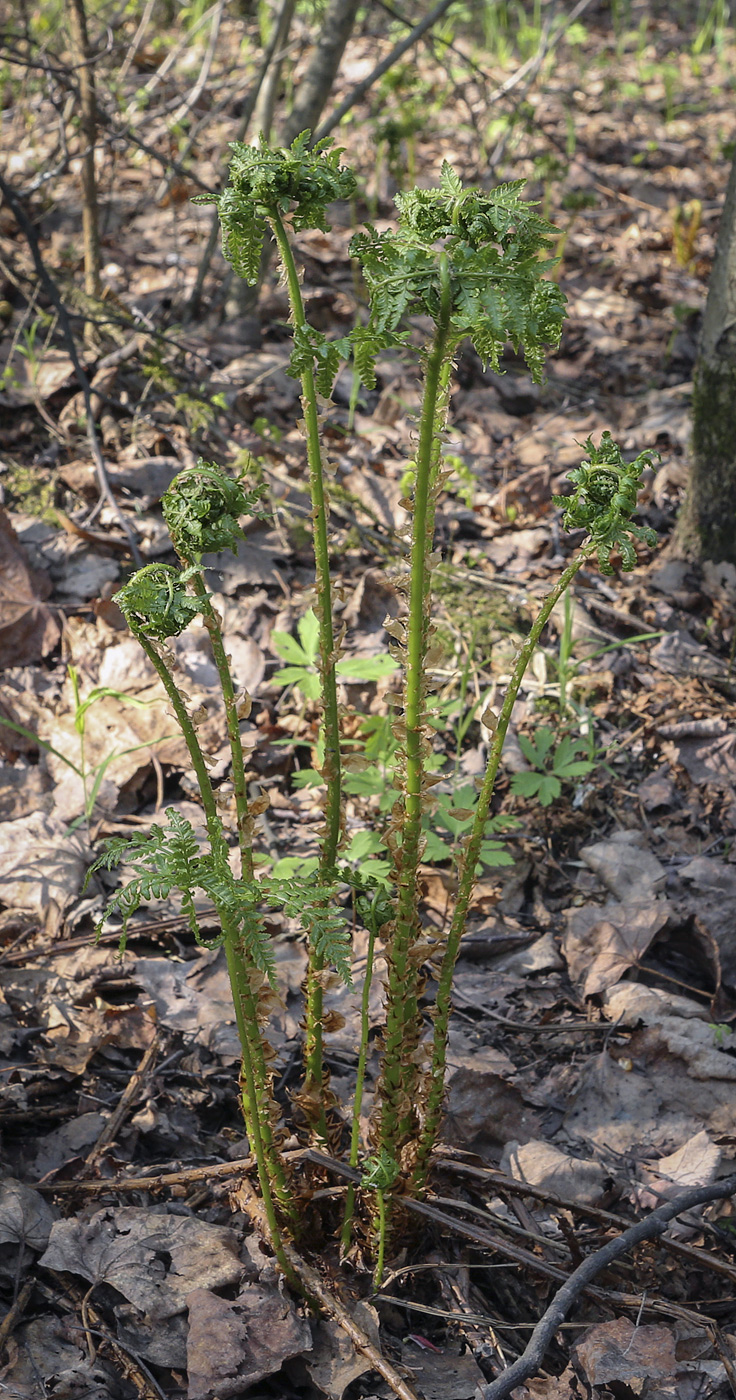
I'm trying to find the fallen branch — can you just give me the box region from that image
[482,1172,736,1399]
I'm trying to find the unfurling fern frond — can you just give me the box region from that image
[350,166,567,385]
[193,132,357,286]
[266,876,352,988]
[289,327,351,397]
[554,431,659,573]
[162,458,268,561]
[114,564,205,641]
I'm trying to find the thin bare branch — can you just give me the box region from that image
[0,171,142,566]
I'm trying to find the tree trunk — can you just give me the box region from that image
[676,153,736,564]
[279,0,361,146]
[66,0,102,304]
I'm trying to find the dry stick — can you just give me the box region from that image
[65,0,101,303]
[84,1034,159,1167]
[117,0,156,82]
[251,0,297,139]
[167,0,225,129]
[186,0,296,319]
[34,1155,261,1195]
[481,1173,736,1400]
[0,1277,34,1357]
[312,0,458,143]
[435,1154,736,1288]
[0,171,142,567]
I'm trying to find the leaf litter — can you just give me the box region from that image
[2,10,736,1400]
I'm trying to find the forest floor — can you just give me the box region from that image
[2,5,736,1399]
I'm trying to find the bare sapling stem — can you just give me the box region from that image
[66,0,102,307]
[411,549,592,1191]
[271,208,343,1140]
[376,257,454,1168]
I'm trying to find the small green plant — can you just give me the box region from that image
[510,725,596,807]
[271,608,397,701]
[89,137,657,1285]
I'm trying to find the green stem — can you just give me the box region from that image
[377,256,454,1164]
[411,548,592,1192]
[373,1187,387,1290]
[340,914,377,1251]
[188,570,255,882]
[132,627,295,1232]
[270,208,343,1140]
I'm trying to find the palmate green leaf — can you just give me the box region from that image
[297,608,321,662]
[511,770,562,806]
[271,664,321,699]
[335,655,397,682]
[554,758,595,779]
[271,630,311,665]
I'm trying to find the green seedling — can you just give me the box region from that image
[272,608,397,701]
[510,725,596,807]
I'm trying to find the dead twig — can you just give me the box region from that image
[84,1035,160,1168]
[312,0,458,144]
[33,1153,260,1195]
[0,1277,34,1356]
[437,1154,736,1288]
[0,171,142,566]
[481,1171,736,1399]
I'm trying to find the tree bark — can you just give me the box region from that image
[676,153,736,564]
[279,0,361,146]
[66,0,102,303]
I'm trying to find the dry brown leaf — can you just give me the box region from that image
[0,812,89,914]
[635,1129,722,1209]
[186,1284,312,1400]
[563,901,670,995]
[0,507,60,669]
[579,835,667,902]
[500,1139,607,1206]
[39,1206,242,1320]
[575,1317,677,1391]
[0,348,75,406]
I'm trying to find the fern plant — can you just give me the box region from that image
[194,135,358,1137]
[91,140,657,1280]
[346,163,567,1190]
